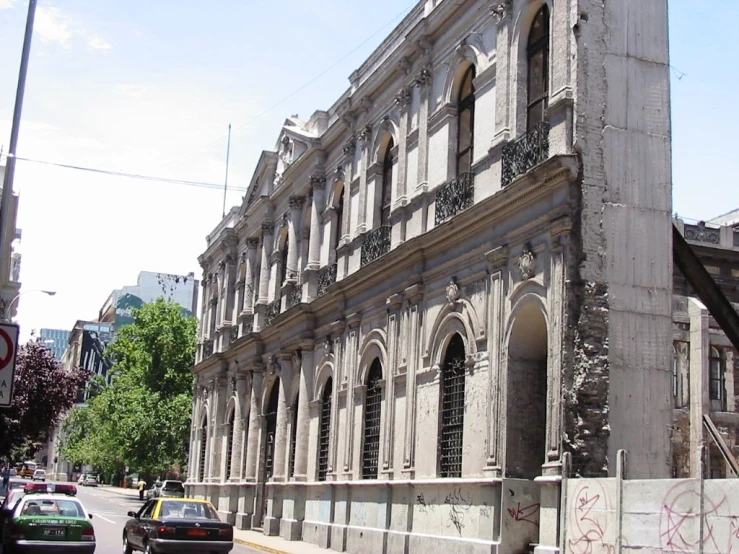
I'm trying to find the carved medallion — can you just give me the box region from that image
[490,0,512,23]
[518,244,537,280]
[445,279,460,305]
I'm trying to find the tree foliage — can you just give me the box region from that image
[0,342,89,459]
[59,299,197,478]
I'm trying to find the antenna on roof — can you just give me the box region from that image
[222,123,232,218]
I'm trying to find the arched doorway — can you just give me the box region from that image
[506,303,548,479]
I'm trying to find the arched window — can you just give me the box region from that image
[288,393,299,478]
[264,381,280,480]
[334,186,345,250]
[318,379,333,481]
[709,347,725,406]
[199,421,207,482]
[280,239,289,286]
[527,5,550,131]
[225,409,235,480]
[381,140,394,226]
[456,65,476,176]
[440,334,466,478]
[362,360,383,480]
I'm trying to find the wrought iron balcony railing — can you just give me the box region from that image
[501,121,550,187]
[264,299,280,328]
[317,264,337,297]
[229,326,238,343]
[360,225,391,268]
[287,284,303,309]
[435,172,475,225]
[242,315,253,335]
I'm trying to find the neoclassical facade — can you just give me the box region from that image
[188,0,674,552]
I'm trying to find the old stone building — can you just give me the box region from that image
[671,216,739,479]
[187,0,675,552]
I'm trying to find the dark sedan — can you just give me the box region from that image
[122,498,233,553]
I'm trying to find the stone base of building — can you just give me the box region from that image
[263,515,281,536]
[235,512,253,530]
[279,517,303,541]
[302,520,332,549]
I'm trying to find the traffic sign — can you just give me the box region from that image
[0,323,19,408]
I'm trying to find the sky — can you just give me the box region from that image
[0,0,736,342]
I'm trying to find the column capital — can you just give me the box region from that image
[261,222,275,234]
[289,196,305,211]
[246,237,260,249]
[394,86,412,108]
[309,175,326,189]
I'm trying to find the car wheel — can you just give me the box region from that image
[122,533,133,554]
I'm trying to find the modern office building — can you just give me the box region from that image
[39,328,71,362]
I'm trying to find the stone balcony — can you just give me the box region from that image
[502,121,550,187]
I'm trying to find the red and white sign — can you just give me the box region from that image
[0,323,19,408]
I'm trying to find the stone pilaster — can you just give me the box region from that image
[356,125,372,236]
[342,313,361,477]
[258,224,274,304]
[287,197,304,282]
[402,284,423,473]
[244,370,263,482]
[307,177,325,270]
[382,294,403,474]
[294,343,314,480]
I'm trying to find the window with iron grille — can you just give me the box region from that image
[456,65,475,176]
[280,239,289,286]
[709,346,725,408]
[362,360,383,479]
[527,5,550,131]
[199,423,207,482]
[318,379,333,481]
[439,334,466,478]
[225,410,235,479]
[264,381,280,480]
[288,393,299,478]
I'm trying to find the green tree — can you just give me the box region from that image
[59,299,197,478]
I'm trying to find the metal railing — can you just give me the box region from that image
[435,172,475,225]
[264,299,280,328]
[317,264,337,297]
[501,121,550,186]
[360,225,391,268]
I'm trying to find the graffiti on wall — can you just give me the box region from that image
[567,481,614,554]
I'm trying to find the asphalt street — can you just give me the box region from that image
[2,479,264,554]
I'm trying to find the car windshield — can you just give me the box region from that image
[162,481,184,492]
[159,501,220,520]
[20,499,83,517]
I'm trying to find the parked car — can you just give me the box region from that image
[0,482,95,553]
[145,483,161,500]
[158,480,185,499]
[32,469,46,481]
[83,474,98,487]
[0,483,28,537]
[123,498,232,553]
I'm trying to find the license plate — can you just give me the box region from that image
[187,528,207,537]
[43,528,65,537]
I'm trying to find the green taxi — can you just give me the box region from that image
[0,482,95,553]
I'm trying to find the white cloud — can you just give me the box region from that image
[35,7,72,45]
[0,0,16,10]
[116,84,150,97]
[88,36,112,51]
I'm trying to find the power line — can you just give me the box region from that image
[159,1,418,169]
[0,153,247,192]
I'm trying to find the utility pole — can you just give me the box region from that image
[0,0,37,291]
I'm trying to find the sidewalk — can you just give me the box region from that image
[99,485,338,554]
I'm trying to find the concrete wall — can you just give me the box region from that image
[562,476,739,554]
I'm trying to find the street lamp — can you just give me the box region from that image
[4,289,56,322]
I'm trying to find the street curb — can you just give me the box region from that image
[234,537,292,554]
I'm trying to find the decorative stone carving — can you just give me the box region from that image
[310,175,327,189]
[246,238,259,249]
[324,337,333,355]
[279,135,293,166]
[394,86,412,108]
[445,279,460,305]
[414,65,432,88]
[684,223,720,245]
[342,139,356,157]
[518,243,537,280]
[261,222,275,234]
[357,125,372,145]
[268,356,281,376]
[360,96,373,113]
[333,165,345,183]
[490,0,512,23]
[397,56,412,76]
[289,196,305,210]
